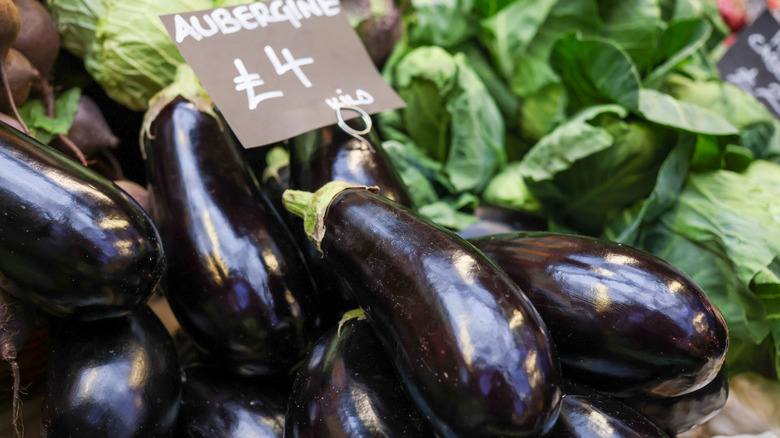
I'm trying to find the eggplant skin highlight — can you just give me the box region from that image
[470,232,729,398]
[0,122,164,319]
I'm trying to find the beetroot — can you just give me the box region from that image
[65,94,119,155]
[11,0,60,79]
[0,47,37,113]
[0,0,26,132]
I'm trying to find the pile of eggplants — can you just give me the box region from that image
[278,179,730,437]
[0,119,178,436]
[0,85,731,437]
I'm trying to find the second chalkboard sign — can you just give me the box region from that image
[718,9,780,118]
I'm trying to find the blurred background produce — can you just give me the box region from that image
[0,0,778,436]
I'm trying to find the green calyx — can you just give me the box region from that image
[261,147,290,183]
[337,308,366,337]
[141,64,216,159]
[282,181,378,251]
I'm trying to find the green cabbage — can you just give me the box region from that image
[48,0,213,110]
[47,0,109,58]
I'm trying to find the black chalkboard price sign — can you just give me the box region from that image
[718,9,780,118]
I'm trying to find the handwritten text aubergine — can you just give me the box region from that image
[174,0,341,42]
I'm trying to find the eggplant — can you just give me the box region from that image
[144,96,320,376]
[547,383,669,437]
[283,182,561,438]
[469,232,729,398]
[176,365,287,438]
[0,122,164,319]
[41,305,182,437]
[285,317,434,438]
[288,123,415,322]
[620,365,729,436]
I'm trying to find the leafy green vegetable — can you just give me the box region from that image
[482,161,543,215]
[637,89,738,135]
[382,139,440,207]
[480,0,557,82]
[19,88,82,144]
[664,0,729,49]
[598,0,664,71]
[603,132,695,245]
[418,193,480,229]
[87,0,214,110]
[644,18,711,86]
[660,74,780,159]
[486,105,676,234]
[408,0,475,48]
[456,43,519,127]
[47,0,109,58]
[550,34,641,111]
[386,46,505,193]
[524,0,602,60]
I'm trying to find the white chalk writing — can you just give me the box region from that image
[174,0,340,42]
[264,46,314,88]
[325,88,375,110]
[748,30,780,82]
[233,59,284,110]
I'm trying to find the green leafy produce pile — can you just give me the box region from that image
[378,0,780,381]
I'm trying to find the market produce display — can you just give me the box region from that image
[0,0,777,436]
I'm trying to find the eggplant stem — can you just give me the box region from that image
[0,66,28,135]
[282,189,312,220]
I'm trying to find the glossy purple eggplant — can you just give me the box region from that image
[283,183,561,438]
[288,123,415,322]
[285,317,434,438]
[469,232,729,398]
[144,97,320,376]
[620,366,728,436]
[41,305,181,437]
[0,123,164,319]
[547,383,669,437]
[176,365,287,438]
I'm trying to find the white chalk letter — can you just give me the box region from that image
[232,5,258,30]
[174,14,202,42]
[212,8,242,34]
